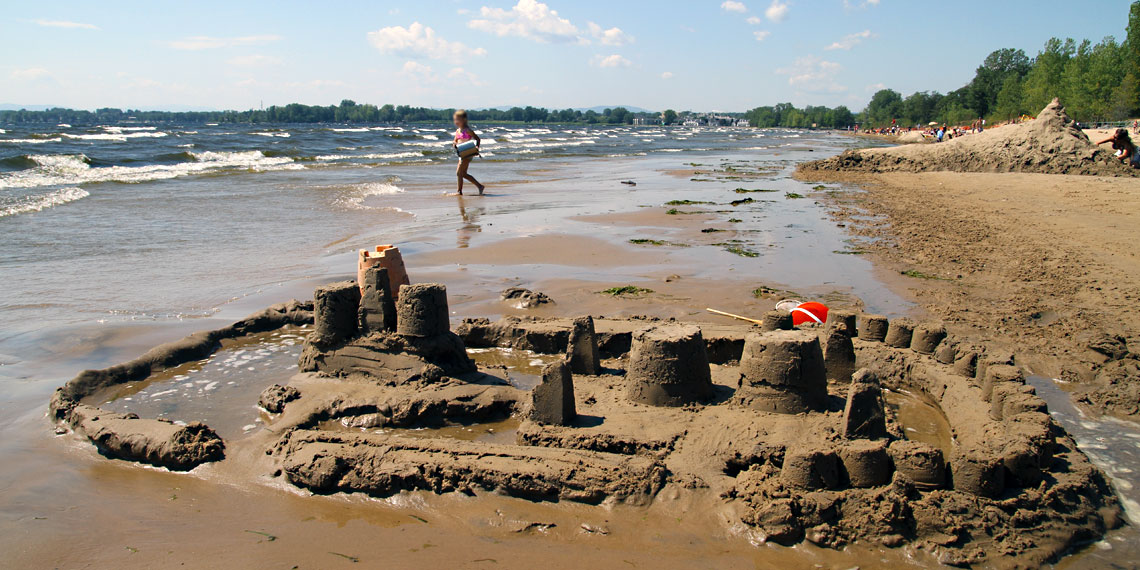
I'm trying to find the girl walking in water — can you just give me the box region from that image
[452,110,485,195]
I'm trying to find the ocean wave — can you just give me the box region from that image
[1,187,89,218]
[101,126,158,133]
[63,132,168,142]
[0,137,62,144]
[314,151,424,161]
[0,151,298,190]
[333,181,405,210]
[253,131,291,138]
[331,127,369,133]
[400,141,448,148]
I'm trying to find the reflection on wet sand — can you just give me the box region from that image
[456,195,483,249]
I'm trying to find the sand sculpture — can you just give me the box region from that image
[47,250,1124,566]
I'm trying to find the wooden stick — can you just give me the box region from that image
[706,308,765,326]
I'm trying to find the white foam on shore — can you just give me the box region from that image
[333,181,406,210]
[0,187,90,218]
[0,151,298,190]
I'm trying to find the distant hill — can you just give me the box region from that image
[576,105,653,113]
[0,104,56,111]
[477,105,653,113]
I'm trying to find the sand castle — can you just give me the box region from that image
[47,249,1124,566]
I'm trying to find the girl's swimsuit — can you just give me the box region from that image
[455,128,473,141]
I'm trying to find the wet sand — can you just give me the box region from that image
[803,171,1140,418]
[6,145,1139,567]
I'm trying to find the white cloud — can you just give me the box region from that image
[227,54,282,66]
[661,71,674,79]
[368,22,485,63]
[843,0,880,7]
[746,16,763,24]
[592,54,631,68]
[448,67,487,86]
[721,1,748,13]
[469,0,581,43]
[587,22,634,46]
[765,0,789,22]
[866,82,887,91]
[168,34,281,50]
[777,55,846,93]
[754,30,771,41]
[825,29,875,50]
[10,67,50,80]
[401,61,434,77]
[34,19,98,30]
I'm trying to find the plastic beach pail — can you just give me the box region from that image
[456,140,479,158]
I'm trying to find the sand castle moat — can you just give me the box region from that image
[48,255,1124,567]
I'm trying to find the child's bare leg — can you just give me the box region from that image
[464,173,484,194]
[456,159,470,194]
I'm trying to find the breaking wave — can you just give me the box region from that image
[0,151,299,190]
[1,187,90,218]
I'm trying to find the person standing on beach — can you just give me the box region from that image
[452,110,485,196]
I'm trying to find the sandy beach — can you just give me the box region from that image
[4,116,1140,568]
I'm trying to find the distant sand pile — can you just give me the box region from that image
[894,131,927,144]
[803,99,1134,177]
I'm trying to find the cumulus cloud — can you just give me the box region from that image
[754,30,771,41]
[765,0,789,22]
[777,55,846,93]
[401,61,434,77]
[592,54,631,68]
[168,34,282,50]
[469,0,581,43]
[825,29,875,50]
[661,71,674,79]
[843,0,880,7]
[587,22,634,46]
[746,16,763,24]
[10,67,50,80]
[448,67,487,86]
[34,19,98,30]
[721,1,747,13]
[368,22,485,63]
[226,54,282,66]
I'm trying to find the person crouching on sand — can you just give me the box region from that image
[1096,128,1140,169]
[452,110,485,195]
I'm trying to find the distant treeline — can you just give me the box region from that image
[747,2,1140,128]
[0,103,688,126]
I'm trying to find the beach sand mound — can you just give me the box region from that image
[894,131,927,144]
[802,99,1135,177]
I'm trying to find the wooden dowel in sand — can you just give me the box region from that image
[706,308,765,326]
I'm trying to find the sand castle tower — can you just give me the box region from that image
[735,330,829,413]
[626,324,714,407]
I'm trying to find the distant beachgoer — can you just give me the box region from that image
[1096,128,1140,168]
[452,110,484,195]
[936,126,945,142]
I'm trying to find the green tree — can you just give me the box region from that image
[992,75,1025,121]
[662,109,678,125]
[865,89,903,126]
[1022,37,1075,113]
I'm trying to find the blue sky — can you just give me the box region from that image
[1,0,1133,112]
